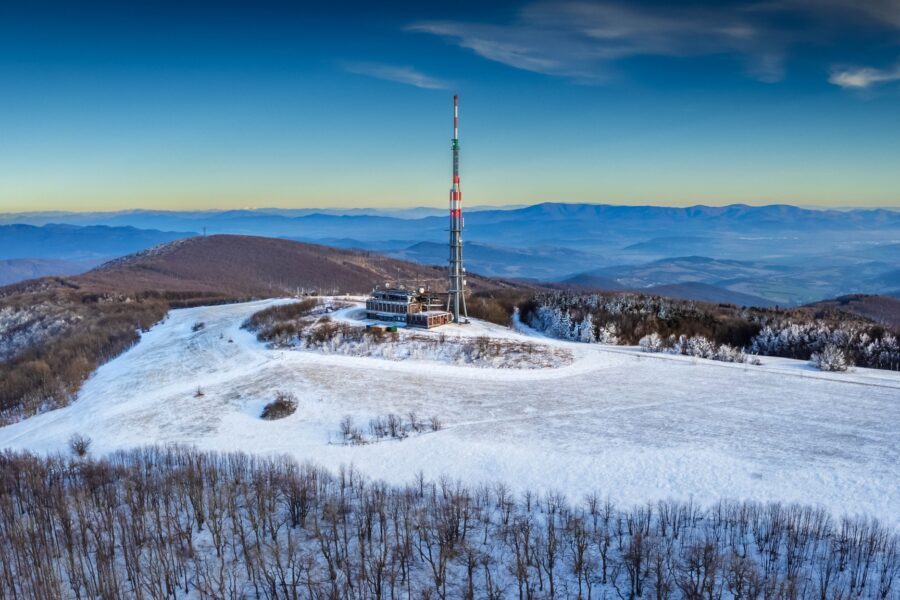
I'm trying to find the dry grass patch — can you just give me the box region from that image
[261,391,298,420]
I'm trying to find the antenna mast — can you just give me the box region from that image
[447,95,468,323]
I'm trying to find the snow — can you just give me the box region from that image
[1,298,898,526]
[282,304,572,368]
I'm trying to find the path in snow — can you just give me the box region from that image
[1,299,898,525]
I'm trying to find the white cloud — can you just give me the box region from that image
[341,62,450,90]
[829,62,900,88]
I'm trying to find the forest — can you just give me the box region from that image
[1,446,897,599]
[519,292,900,372]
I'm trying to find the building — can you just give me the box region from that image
[365,287,452,328]
[408,311,453,328]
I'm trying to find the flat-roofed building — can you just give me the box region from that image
[365,288,452,328]
[408,311,452,328]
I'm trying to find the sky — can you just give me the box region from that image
[0,0,899,212]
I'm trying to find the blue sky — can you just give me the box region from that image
[1,0,898,211]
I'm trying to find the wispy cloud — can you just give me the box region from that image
[409,2,789,84]
[789,1,900,91]
[341,62,450,90]
[829,62,900,88]
[409,0,900,85]
[855,0,900,28]
[787,0,900,29]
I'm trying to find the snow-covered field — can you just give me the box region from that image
[2,299,898,526]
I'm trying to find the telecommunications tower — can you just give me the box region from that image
[447,95,468,323]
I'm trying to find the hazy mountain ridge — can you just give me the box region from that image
[386,241,602,280]
[4,203,898,239]
[1,203,897,303]
[634,282,779,308]
[561,256,896,306]
[0,258,106,287]
[805,294,900,329]
[0,223,193,260]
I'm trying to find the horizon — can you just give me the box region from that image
[2,0,900,212]
[2,200,900,218]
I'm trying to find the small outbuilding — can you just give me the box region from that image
[408,311,452,328]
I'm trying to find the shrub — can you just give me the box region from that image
[639,332,664,353]
[810,344,850,372]
[342,413,441,444]
[406,412,419,432]
[191,321,205,332]
[242,299,320,332]
[68,433,92,458]
[466,294,517,326]
[260,392,298,420]
[339,415,365,444]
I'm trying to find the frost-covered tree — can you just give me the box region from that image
[639,332,664,353]
[596,322,619,345]
[713,343,747,363]
[686,335,717,359]
[557,310,574,340]
[810,344,850,372]
[520,290,898,372]
[575,314,595,343]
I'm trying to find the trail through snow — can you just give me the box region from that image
[1,299,898,525]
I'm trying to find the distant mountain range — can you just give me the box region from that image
[0,258,107,287]
[560,272,779,307]
[0,224,194,285]
[805,295,900,329]
[3,203,898,244]
[1,203,897,305]
[560,256,900,306]
[0,224,193,260]
[385,241,602,281]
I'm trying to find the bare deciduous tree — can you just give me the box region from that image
[0,447,896,599]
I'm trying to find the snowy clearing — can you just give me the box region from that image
[1,299,898,526]
[249,303,572,369]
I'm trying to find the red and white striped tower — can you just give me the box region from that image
[447,94,467,323]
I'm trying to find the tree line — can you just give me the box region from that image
[0,284,249,426]
[1,446,896,599]
[521,292,900,371]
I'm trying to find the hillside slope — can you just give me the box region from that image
[78,235,524,296]
[805,294,900,329]
[559,274,777,307]
[0,235,531,424]
[641,282,779,307]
